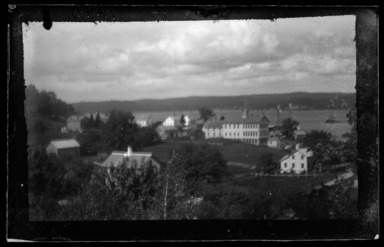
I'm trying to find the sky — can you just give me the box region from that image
[23,15,356,103]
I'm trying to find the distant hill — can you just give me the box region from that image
[72,92,355,114]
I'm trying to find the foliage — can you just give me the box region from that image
[178,143,228,193]
[198,107,215,123]
[180,114,186,127]
[303,130,333,150]
[56,159,163,220]
[94,112,102,128]
[77,129,103,155]
[189,126,205,140]
[28,149,94,220]
[134,126,163,150]
[281,118,299,140]
[25,84,75,124]
[259,152,277,174]
[198,184,253,219]
[161,151,198,219]
[102,110,140,151]
[284,181,358,219]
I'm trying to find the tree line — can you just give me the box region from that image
[72,92,356,113]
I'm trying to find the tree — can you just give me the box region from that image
[102,111,140,151]
[161,151,197,219]
[80,117,92,129]
[198,107,215,123]
[178,143,228,194]
[180,114,186,127]
[281,118,299,140]
[90,113,95,128]
[303,130,333,150]
[78,129,102,155]
[190,127,205,140]
[134,126,162,150]
[259,152,277,174]
[94,112,102,129]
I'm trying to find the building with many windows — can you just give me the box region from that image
[202,108,270,146]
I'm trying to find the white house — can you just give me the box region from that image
[163,115,190,127]
[135,116,152,127]
[67,115,84,133]
[267,137,281,149]
[280,144,313,174]
[202,108,270,146]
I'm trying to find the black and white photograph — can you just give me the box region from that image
[7,5,378,241]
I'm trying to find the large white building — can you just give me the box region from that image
[202,109,270,146]
[279,144,313,174]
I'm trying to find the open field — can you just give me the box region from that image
[142,139,287,168]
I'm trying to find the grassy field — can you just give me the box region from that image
[142,139,287,168]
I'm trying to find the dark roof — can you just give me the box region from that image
[156,125,178,131]
[279,148,313,162]
[203,121,224,129]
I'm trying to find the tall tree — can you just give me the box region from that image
[102,111,139,151]
[281,118,299,140]
[198,107,215,123]
[161,151,197,219]
[303,130,333,150]
[90,113,95,128]
[94,112,102,129]
[180,114,186,127]
[178,143,228,194]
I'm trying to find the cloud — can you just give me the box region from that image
[23,16,356,103]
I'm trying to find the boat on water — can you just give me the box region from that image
[325,114,337,123]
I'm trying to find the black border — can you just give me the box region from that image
[7,4,379,241]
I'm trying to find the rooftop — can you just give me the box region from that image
[279,148,313,162]
[49,139,80,149]
[98,150,155,167]
[67,115,85,121]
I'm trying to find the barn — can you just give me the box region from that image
[46,139,81,158]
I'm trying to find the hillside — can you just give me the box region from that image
[72,92,355,113]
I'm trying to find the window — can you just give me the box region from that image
[292,155,295,159]
[284,163,287,168]
[292,163,295,168]
[301,163,304,168]
[301,155,304,160]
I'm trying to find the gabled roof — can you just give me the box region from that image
[203,121,224,129]
[49,139,80,149]
[156,125,178,131]
[279,148,313,162]
[97,150,157,168]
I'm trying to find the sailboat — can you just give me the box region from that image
[325,113,337,123]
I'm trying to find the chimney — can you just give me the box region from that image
[127,146,132,157]
[295,143,301,150]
